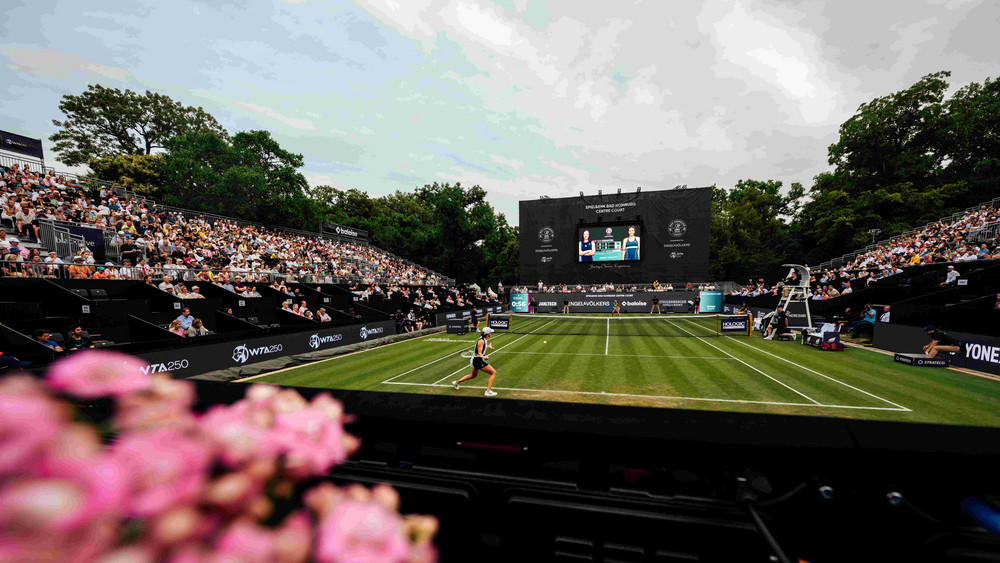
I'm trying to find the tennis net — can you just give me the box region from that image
[485,313,751,338]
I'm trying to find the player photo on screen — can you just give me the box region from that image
[578,224,641,262]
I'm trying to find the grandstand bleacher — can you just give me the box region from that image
[0,157,502,374]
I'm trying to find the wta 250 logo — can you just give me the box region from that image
[359,325,384,340]
[668,219,687,237]
[232,343,283,364]
[309,333,343,349]
[538,226,555,243]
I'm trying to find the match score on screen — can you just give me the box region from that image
[577,224,642,262]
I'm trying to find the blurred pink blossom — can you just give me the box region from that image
[200,404,278,468]
[273,409,346,479]
[0,377,65,475]
[315,500,409,563]
[116,375,195,431]
[114,427,212,518]
[214,520,276,563]
[46,350,151,398]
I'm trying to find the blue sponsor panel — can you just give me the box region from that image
[510,293,530,313]
[698,290,723,313]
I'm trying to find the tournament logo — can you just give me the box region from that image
[335,226,359,237]
[541,256,552,263]
[538,226,555,243]
[232,345,250,364]
[359,325,384,340]
[668,219,687,237]
[605,227,613,235]
[309,333,343,349]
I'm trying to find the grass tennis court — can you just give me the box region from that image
[244,314,1000,427]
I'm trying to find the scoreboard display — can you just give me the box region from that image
[577,224,641,262]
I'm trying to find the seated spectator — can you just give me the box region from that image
[176,308,195,330]
[0,350,31,370]
[851,305,877,338]
[158,275,175,292]
[34,329,63,352]
[186,318,211,337]
[167,320,185,337]
[878,305,891,322]
[188,285,205,299]
[316,308,332,322]
[939,265,960,287]
[65,255,90,278]
[65,324,94,351]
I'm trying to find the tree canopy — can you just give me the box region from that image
[311,183,518,285]
[51,84,226,166]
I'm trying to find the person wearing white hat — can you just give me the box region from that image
[940,265,960,287]
[453,327,499,396]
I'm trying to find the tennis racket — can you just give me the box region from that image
[460,350,489,359]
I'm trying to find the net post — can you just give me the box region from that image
[716,313,721,336]
[747,313,753,338]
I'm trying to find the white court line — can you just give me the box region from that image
[605,318,610,356]
[381,323,516,384]
[667,319,821,405]
[382,381,909,412]
[497,350,737,360]
[680,319,912,412]
[235,330,443,383]
[430,319,559,385]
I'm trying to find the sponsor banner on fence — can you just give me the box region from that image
[136,319,396,378]
[873,323,1000,375]
[489,316,510,330]
[322,222,368,240]
[529,291,699,313]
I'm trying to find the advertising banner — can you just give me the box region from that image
[135,319,396,378]
[873,323,1000,375]
[322,222,368,241]
[530,291,698,313]
[519,188,711,284]
[698,290,723,313]
[0,130,44,159]
[720,316,750,335]
[66,225,107,261]
[510,293,530,313]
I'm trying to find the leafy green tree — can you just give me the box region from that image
[309,183,516,284]
[159,130,321,230]
[797,71,1000,263]
[87,154,164,195]
[50,84,226,166]
[710,180,803,282]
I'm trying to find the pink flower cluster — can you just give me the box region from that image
[0,351,437,562]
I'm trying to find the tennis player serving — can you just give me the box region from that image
[453,327,499,396]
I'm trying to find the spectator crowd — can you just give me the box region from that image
[0,162,442,286]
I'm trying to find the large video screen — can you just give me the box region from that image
[520,187,711,284]
[577,224,642,262]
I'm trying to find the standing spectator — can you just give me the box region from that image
[65,325,94,351]
[34,330,63,352]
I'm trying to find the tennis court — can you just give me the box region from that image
[245,314,1000,426]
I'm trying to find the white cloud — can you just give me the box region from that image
[0,46,130,81]
[235,101,318,131]
[701,1,842,124]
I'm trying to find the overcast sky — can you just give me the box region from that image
[1,0,997,222]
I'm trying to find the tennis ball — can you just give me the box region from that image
[544,340,547,344]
